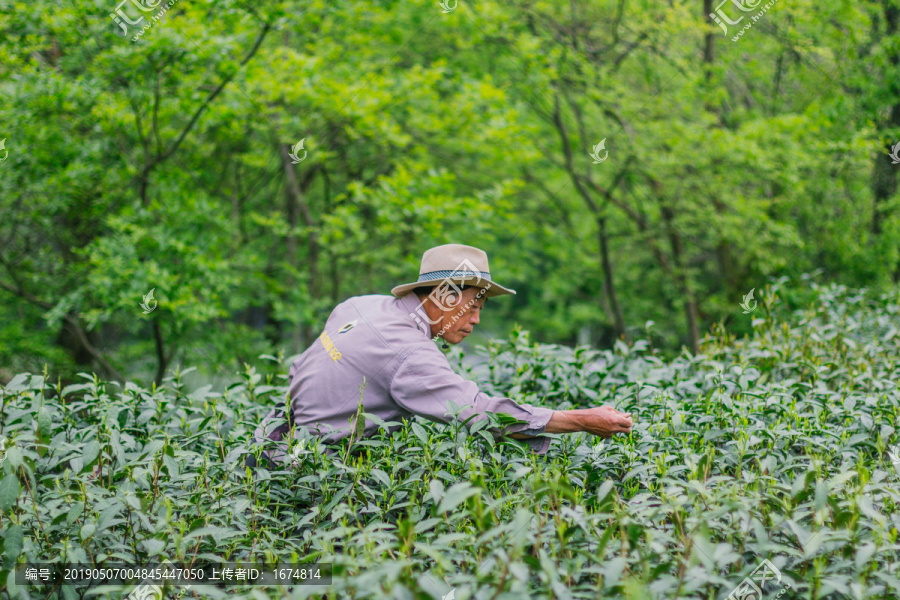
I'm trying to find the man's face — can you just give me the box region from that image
[425,286,488,344]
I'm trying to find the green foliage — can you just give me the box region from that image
[1,284,898,598]
[2,0,900,382]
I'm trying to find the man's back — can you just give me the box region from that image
[286,292,432,442]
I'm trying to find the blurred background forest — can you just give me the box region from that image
[1,0,899,386]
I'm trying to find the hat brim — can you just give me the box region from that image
[391,275,516,298]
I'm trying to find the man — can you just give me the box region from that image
[247,243,633,469]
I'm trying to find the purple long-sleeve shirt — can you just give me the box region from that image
[252,292,554,465]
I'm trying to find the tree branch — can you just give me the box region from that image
[149,21,271,168]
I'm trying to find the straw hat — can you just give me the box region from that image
[390,244,516,298]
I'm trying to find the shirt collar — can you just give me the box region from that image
[397,292,432,338]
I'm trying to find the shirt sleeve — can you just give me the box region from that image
[389,345,555,454]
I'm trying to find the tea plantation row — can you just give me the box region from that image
[1,281,899,599]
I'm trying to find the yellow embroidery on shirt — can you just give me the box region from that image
[319,330,342,362]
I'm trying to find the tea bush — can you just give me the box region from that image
[1,280,899,599]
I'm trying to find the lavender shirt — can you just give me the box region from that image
[252,292,554,465]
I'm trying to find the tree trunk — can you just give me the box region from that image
[703,0,716,90]
[874,1,899,242]
[598,216,626,339]
[703,0,736,298]
[550,92,627,340]
[660,203,701,354]
[279,144,319,352]
[711,197,736,295]
[56,318,94,368]
[152,318,169,385]
[281,148,301,352]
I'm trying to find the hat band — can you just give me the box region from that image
[416,269,492,283]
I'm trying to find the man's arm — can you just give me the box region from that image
[389,348,554,435]
[509,405,632,440]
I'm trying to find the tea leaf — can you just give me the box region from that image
[0,475,20,512]
[437,483,480,514]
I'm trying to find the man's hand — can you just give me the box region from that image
[543,405,633,437]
